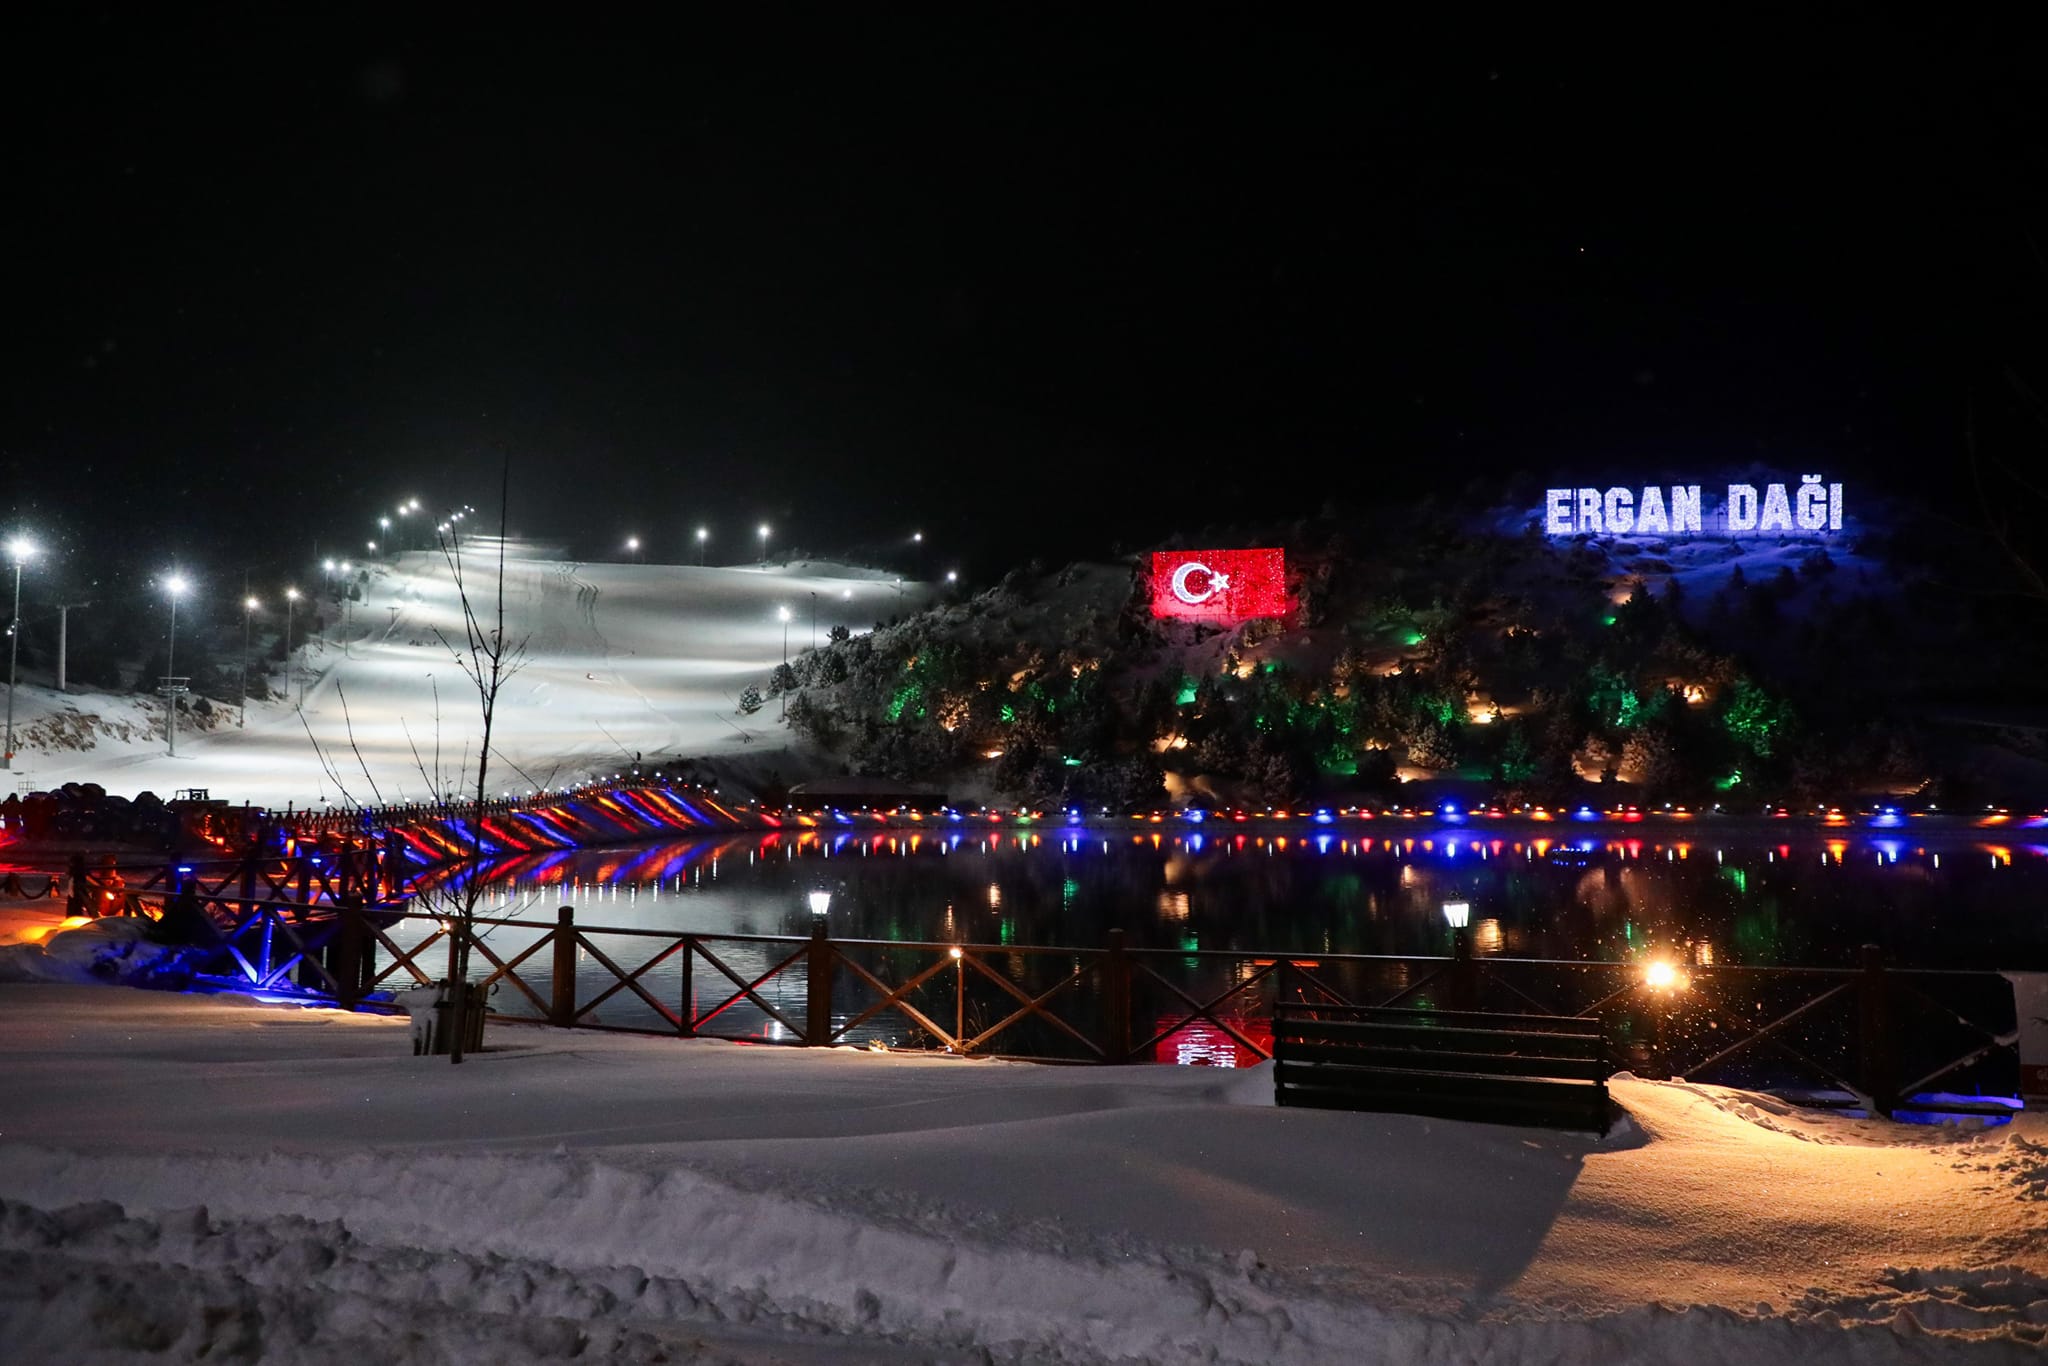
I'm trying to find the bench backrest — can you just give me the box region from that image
[1273,1003,1613,1133]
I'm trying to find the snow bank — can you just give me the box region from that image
[0,985,2043,1363]
[5,1147,2040,1365]
[0,918,176,986]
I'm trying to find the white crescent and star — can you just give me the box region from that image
[1170,560,1230,606]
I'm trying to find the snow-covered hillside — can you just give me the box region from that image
[5,541,929,808]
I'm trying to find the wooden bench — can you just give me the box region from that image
[1273,1002,1612,1133]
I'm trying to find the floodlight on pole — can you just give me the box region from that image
[777,605,791,720]
[284,587,302,710]
[161,575,190,756]
[2,536,34,769]
[238,596,259,728]
[696,526,708,565]
[338,565,355,659]
[758,524,770,563]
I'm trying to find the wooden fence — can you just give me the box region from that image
[86,872,2024,1120]
[337,906,2019,1119]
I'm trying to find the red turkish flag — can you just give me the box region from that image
[1149,549,1289,622]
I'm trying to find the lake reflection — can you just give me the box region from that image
[440,825,2048,971]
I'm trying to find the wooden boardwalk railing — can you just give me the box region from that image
[88,876,2026,1120]
[342,906,2019,1119]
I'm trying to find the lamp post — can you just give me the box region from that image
[284,587,301,710]
[338,561,354,659]
[625,535,640,561]
[778,605,791,720]
[1442,900,1473,1011]
[696,526,708,565]
[320,559,336,653]
[161,575,190,757]
[808,890,831,917]
[758,523,770,564]
[3,536,33,769]
[239,595,258,728]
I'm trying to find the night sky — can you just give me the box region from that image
[7,9,2047,582]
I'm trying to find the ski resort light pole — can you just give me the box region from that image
[625,535,640,561]
[162,574,189,757]
[758,524,770,564]
[284,587,301,710]
[696,526,708,565]
[3,535,33,770]
[239,595,258,728]
[778,605,791,721]
[337,561,355,659]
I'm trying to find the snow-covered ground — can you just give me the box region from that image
[1,983,2042,1363]
[6,542,928,809]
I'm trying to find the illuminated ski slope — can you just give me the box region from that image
[15,539,923,808]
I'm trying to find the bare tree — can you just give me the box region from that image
[427,462,528,1064]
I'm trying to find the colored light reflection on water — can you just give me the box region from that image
[403,827,2048,975]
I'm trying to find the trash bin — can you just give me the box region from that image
[399,980,490,1055]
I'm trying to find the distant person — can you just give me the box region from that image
[93,856,125,918]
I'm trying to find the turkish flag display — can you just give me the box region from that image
[1148,549,1289,622]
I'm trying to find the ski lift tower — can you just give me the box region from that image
[158,675,190,756]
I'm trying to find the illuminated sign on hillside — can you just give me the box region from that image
[1543,477,1845,537]
[1149,549,1288,622]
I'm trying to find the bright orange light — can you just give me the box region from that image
[1643,960,1685,991]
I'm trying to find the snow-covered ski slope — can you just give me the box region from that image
[12,540,923,808]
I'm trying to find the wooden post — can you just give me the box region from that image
[384,828,405,898]
[331,899,365,1008]
[1103,929,1131,1064]
[805,920,834,1047]
[1449,927,1477,1014]
[549,905,576,1027]
[679,936,696,1037]
[1857,943,1897,1119]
